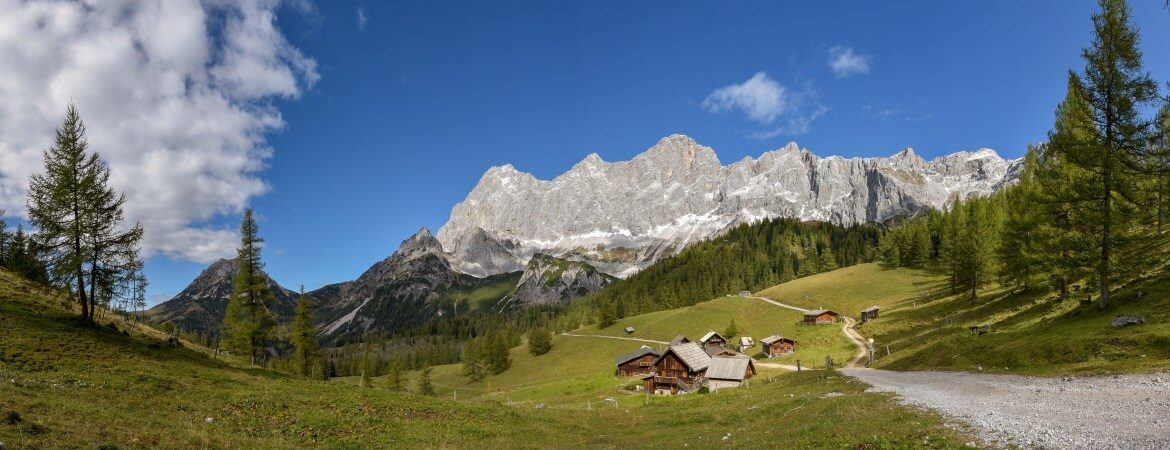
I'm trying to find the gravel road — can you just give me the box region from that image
[842,368,1170,449]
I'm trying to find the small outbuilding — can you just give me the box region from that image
[705,356,756,391]
[759,335,796,357]
[624,326,636,335]
[737,336,754,353]
[704,346,745,358]
[738,291,751,298]
[669,334,691,345]
[860,306,880,323]
[614,346,660,377]
[803,309,840,325]
[698,330,728,349]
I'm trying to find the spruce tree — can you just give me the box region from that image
[724,319,738,339]
[998,147,1045,292]
[222,209,276,365]
[27,104,143,321]
[417,365,435,395]
[1067,0,1159,308]
[386,360,404,391]
[290,287,321,377]
[527,327,552,356]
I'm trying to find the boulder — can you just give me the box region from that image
[1111,314,1146,328]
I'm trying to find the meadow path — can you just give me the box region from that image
[842,368,1170,449]
[747,296,870,368]
[560,332,668,345]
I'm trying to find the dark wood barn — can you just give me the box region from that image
[860,306,880,322]
[698,331,728,349]
[803,309,840,324]
[614,346,660,377]
[643,342,711,394]
[759,335,796,357]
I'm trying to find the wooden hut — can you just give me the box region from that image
[669,335,691,345]
[614,346,660,377]
[624,326,636,335]
[698,331,728,349]
[759,335,796,357]
[706,356,756,391]
[803,309,840,325]
[860,306,880,323]
[644,342,711,394]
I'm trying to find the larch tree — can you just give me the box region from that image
[1067,0,1158,308]
[27,104,143,322]
[222,209,276,365]
[997,147,1045,292]
[291,286,321,377]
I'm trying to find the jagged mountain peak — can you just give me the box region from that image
[438,134,1022,279]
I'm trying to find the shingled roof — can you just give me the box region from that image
[669,335,690,345]
[804,309,838,316]
[614,346,660,365]
[706,357,754,381]
[657,342,711,372]
[760,335,794,345]
[861,306,880,313]
[699,330,724,343]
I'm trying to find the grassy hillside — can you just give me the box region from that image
[755,263,1170,375]
[0,268,979,448]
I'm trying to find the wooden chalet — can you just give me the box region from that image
[643,342,711,394]
[860,306,880,322]
[669,335,691,345]
[614,346,660,377]
[759,335,796,357]
[706,356,756,391]
[737,336,754,353]
[803,309,840,325]
[698,330,728,349]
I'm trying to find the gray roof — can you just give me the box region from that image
[699,330,724,343]
[624,326,635,332]
[706,356,754,381]
[861,306,880,313]
[760,335,794,345]
[670,335,690,345]
[614,346,659,365]
[804,309,838,316]
[659,342,711,372]
[705,346,744,358]
[739,336,754,346]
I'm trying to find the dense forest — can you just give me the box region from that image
[881,0,1170,308]
[576,218,881,327]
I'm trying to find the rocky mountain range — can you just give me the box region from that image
[438,134,1021,278]
[154,134,1020,344]
[146,258,299,333]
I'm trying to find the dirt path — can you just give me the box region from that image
[842,368,1170,449]
[748,295,869,368]
[559,332,668,345]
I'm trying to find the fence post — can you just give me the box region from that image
[796,359,801,372]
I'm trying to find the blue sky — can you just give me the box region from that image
[5,1,1167,304]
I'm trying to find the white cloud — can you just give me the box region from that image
[703,73,827,139]
[828,46,871,78]
[861,105,933,122]
[0,0,318,264]
[357,5,367,31]
[701,72,788,123]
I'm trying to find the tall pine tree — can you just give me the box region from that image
[1067,0,1159,308]
[291,286,321,377]
[27,104,143,321]
[222,209,276,364]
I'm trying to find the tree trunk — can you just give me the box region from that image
[1057,277,1069,301]
[1100,174,1111,310]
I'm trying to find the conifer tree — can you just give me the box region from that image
[527,327,552,356]
[724,319,738,339]
[291,286,321,377]
[27,104,143,321]
[417,365,435,395]
[386,360,404,391]
[998,147,1045,292]
[222,209,276,364]
[1066,0,1159,308]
